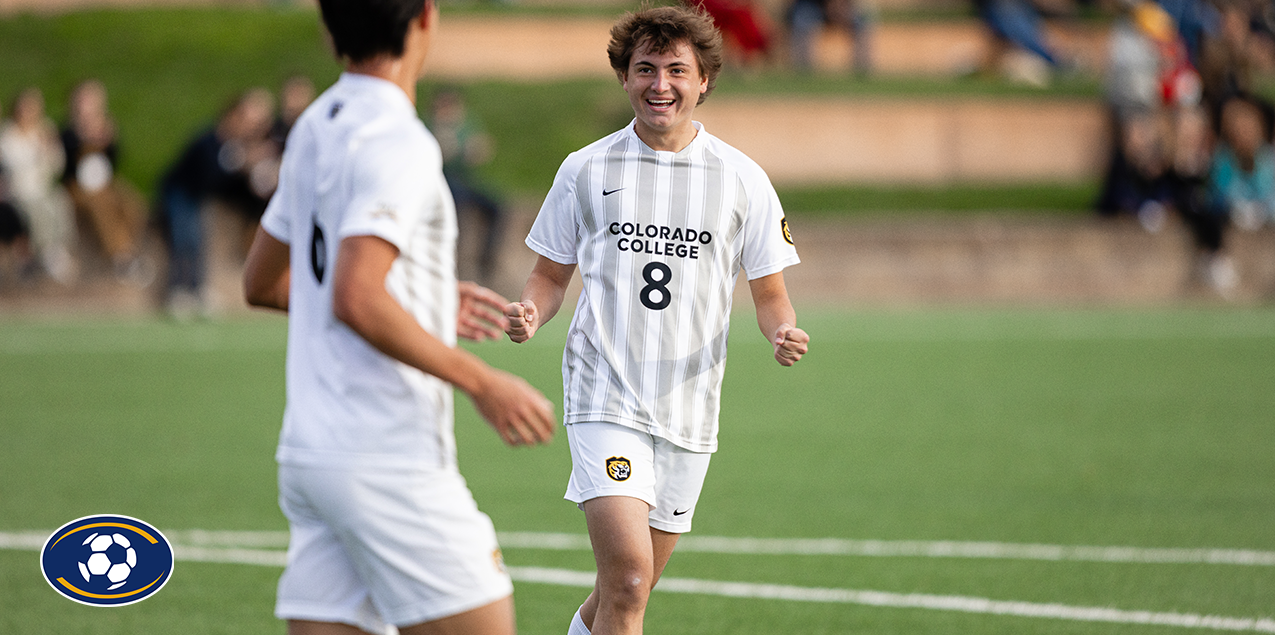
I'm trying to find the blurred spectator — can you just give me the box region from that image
[1184,94,1275,293]
[219,91,281,239]
[786,0,875,74]
[0,158,32,284]
[1210,95,1275,230]
[429,87,506,282]
[973,0,1063,86]
[684,0,775,66]
[0,88,78,285]
[1166,105,1235,292]
[269,74,315,149]
[158,88,277,318]
[1157,0,1218,66]
[1198,0,1275,119]
[1101,110,1175,228]
[60,79,152,284]
[1106,1,1171,116]
[1097,0,1202,230]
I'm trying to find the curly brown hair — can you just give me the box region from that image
[607,4,724,106]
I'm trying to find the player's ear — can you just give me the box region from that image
[418,0,436,30]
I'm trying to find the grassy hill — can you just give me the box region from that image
[0,5,1102,214]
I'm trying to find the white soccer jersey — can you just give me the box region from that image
[261,73,460,472]
[526,121,799,453]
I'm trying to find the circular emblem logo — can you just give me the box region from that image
[40,515,174,607]
[606,456,632,482]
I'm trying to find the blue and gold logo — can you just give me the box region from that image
[40,515,174,607]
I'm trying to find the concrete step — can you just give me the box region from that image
[428,16,1110,80]
[696,96,1107,184]
[774,215,1275,307]
[4,211,1270,319]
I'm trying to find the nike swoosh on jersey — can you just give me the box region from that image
[602,187,625,196]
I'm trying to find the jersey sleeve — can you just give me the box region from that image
[338,127,435,250]
[260,183,292,244]
[525,153,583,265]
[260,132,302,245]
[740,170,800,280]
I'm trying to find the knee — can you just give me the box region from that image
[598,566,651,613]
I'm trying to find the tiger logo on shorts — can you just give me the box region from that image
[606,457,632,481]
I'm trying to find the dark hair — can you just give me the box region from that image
[607,5,724,105]
[318,0,429,63]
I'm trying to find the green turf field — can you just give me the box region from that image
[2,307,1273,634]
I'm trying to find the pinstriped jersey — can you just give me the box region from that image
[261,73,460,472]
[526,121,799,453]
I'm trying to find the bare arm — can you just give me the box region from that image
[505,255,577,343]
[333,235,556,445]
[243,225,291,312]
[749,272,809,366]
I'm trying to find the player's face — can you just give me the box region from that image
[621,39,708,151]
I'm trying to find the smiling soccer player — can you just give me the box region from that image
[503,6,810,635]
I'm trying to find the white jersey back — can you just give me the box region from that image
[261,73,460,472]
[527,121,799,453]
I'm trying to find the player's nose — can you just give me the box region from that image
[651,71,671,92]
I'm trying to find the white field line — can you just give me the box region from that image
[498,532,1275,567]
[515,566,1275,633]
[810,320,1275,345]
[5,531,1273,632]
[3,313,1274,355]
[7,530,1275,567]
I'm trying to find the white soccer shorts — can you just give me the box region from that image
[276,465,513,634]
[564,422,712,534]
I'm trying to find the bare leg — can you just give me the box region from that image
[289,595,514,635]
[578,496,681,635]
[288,620,367,635]
[402,595,515,635]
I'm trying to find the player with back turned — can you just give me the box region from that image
[504,6,811,635]
[242,0,557,633]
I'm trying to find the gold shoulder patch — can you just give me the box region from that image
[781,216,794,246]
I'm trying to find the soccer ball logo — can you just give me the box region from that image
[79,532,136,590]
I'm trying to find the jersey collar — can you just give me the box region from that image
[337,72,417,116]
[626,119,705,158]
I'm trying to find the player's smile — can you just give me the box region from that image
[622,39,707,152]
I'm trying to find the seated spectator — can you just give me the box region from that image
[157,88,277,318]
[1110,110,1175,228]
[1209,94,1275,230]
[0,87,77,285]
[973,0,1063,86]
[1199,0,1260,119]
[786,0,874,75]
[430,86,506,282]
[1097,0,1201,231]
[0,162,33,285]
[1166,105,1236,293]
[60,79,151,284]
[269,74,315,149]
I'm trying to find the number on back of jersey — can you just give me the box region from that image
[310,219,327,283]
